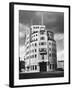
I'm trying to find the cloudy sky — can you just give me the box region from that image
[19,10,64,61]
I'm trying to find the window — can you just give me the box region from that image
[35,43,37,46]
[49,53,51,57]
[35,49,36,52]
[33,66,34,70]
[40,27,45,29]
[33,26,39,29]
[40,30,45,34]
[50,64,51,69]
[39,48,46,52]
[40,42,46,45]
[41,42,44,45]
[32,49,34,52]
[40,37,45,40]
[35,54,37,58]
[52,53,56,57]
[49,48,51,51]
[36,34,37,36]
[42,55,44,60]
[49,42,51,45]
[31,55,34,58]
[35,65,37,70]
[32,31,38,34]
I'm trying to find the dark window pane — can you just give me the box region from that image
[49,53,51,57]
[40,37,45,40]
[42,55,44,60]
[35,49,36,52]
[35,54,37,58]
[33,66,34,70]
[35,43,37,46]
[35,65,37,70]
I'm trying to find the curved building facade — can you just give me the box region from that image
[24,25,57,72]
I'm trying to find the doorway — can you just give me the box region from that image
[39,62,47,72]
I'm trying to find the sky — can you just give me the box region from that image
[19,10,64,61]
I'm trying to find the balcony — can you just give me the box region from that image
[39,48,47,55]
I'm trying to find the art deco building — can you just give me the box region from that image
[24,25,57,72]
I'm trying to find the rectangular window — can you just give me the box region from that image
[41,42,44,45]
[39,42,46,45]
[49,48,51,51]
[40,37,45,40]
[33,66,34,70]
[50,64,51,69]
[42,55,44,60]
[40,27,45,30]
[35,49,36,52]
[49,42,51,45]
[35,43,37,46]
[40,30,45,34]
[35,54,37,58]
[35,65,37,70]
[49,53,51,57]
[36,34,37,36]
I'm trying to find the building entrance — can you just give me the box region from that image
[39,62,47,72]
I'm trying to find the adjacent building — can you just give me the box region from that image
[24,25,57,73]
[57,60,64,70]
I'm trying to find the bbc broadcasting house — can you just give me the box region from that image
[24,25,57,73]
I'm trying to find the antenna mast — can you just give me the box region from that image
[41,12,43,25]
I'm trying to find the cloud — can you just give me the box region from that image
[54,33,64,41]
[19,23,29,33]
[19,10,64,33]
[54,33,64,52]
[54,33,64,61]
[19,23,30,46]
[19,46,25,60]
[57,50,64,61]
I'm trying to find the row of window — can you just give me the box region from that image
[26,45,30,49]
[31,31,38,34]
[31,34,38,38]
[26,64,56,71]
[49,48,56,52]
[49,64,56,70]
[25,54,37,60]
[40,30,45,34]
[49,53,56,57]
[39,42,46,45]
[26,48,56,56]
[26,56,30,60]
[31,30,46,35]
[31,36,46,42]
[47,33,53,38]
[26,65,37,70]
[26,43,37,49]
[30,43,37,47]
[49,42,56,46]
[30,54,37,58]
[31,26,45,29]
[31,65,37,70]
[31,38,38,42]
[26,49,37,55]
[39,48,47,52]
[26,41,56,47]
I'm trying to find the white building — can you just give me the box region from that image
[24,25,57,72]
